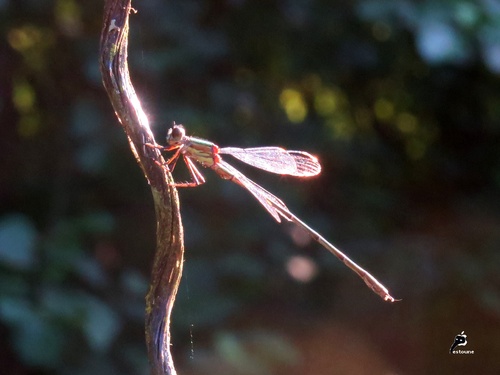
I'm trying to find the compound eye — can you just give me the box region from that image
[167,124,185,144]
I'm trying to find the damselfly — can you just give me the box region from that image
[149,124,397,302]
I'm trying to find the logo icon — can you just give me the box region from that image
[449,331,475,354]
[449,331,467,353]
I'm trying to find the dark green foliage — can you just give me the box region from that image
[1,0,499,374]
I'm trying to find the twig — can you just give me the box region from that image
[99,2,184,374]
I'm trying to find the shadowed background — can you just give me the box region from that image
[1,1,499,374]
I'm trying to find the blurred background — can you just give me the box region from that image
[1,0,500,374]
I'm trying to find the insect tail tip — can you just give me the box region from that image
[384,295,402,303]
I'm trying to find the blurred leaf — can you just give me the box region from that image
[214,330,299,375]
[72,254,108,287]
[0,214,37,269]
[416,19,471,64]
[453,1,480,28]
[479,24,500,74]
[40,287,87,322]
[42,213,114,282]
[14,315,67,367]
[16,314,66,367]
[82,295,121,352]
[245,331,300,365]
[121,268,148,297]
[215,331,269,375]
[0,298,65,366]
[38,288,123,353]
[0,298,34,326]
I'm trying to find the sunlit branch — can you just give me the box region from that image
[99,2,184,374]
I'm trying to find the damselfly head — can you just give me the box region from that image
[167,123,186,145]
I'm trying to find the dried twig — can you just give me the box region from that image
[99,2,184,374]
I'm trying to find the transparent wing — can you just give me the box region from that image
[216,161,396,302]
[219,147,321,177]
[217,161,292,223]
[287,150,322,177]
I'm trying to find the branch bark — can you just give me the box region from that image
[99,2,184,374]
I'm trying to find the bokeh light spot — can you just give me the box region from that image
[314,87,339,117]
[13,79,36,113]
[286,255,318,283]
[280,88,307,123]
[374,98,394,121]
[396,112,418,134]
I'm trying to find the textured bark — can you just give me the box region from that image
[100,2,184,374]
